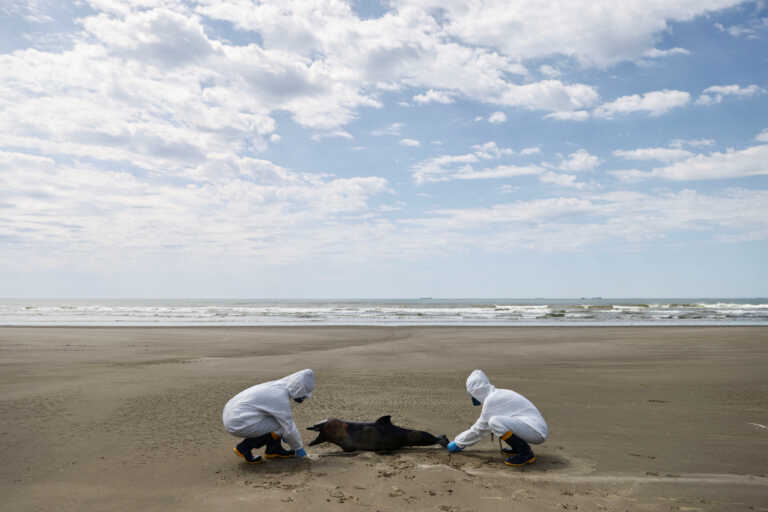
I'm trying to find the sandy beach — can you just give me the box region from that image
[1,326,767,511]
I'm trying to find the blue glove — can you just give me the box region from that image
[446,441,463,453]
[295,448,307,458]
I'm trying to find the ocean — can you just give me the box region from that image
[0,298,766,326]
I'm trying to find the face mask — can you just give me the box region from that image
[294,397,305,403]
[471,397,481,406]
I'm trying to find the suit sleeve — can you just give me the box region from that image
[270,399,303,450]
[453,411,490,448]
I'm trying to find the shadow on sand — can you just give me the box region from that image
[234,448,572,476]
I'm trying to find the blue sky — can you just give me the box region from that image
[0,0,766,298]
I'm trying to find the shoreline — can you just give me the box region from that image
[2,326,767,511]
[3,322,768,328]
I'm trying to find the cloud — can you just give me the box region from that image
[413,89,456,104]
[0,149,392,265]
[3,0,766,272]
[613,147,694,162]
[413,143,598,184]
[488,111,507,124]
[311,130,354,140]
[452,165,543,180]
[545,110,590,121]
[539,172,585,189]
[643,47,690,58]
[471,142,515,159]
[715,17,768,39]
[413,141,529,183]
[402,188,768,250]
[757,129,768,143]
[499,80,599,111]
[611,142,768,181]
[594,90,691,118]
[392,0,743,68]
[538,65,561,78]
[696,84,764,105]
[669,138,715,148]
[371,122,404,136]
[558,149,602,172]
[82,8,216,68]
[400,138,421,147]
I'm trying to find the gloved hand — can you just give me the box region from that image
[446,441,463,453]
[295,448,307,458]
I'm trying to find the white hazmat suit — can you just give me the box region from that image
[454,369,547,448]
[222,369,314,451]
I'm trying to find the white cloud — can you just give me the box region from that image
[611,143,768,181]
[594,90,691,118]
[371,122,404,136]
[499,184,519,194]
[613,147,694,162]
[311,130,354,140]
[538,64,561,78]
[413,89,455,104]
[545,110,590,121]
[558,149,601,172]
[0,149,392,265]
[3,0,766,272]
[471,141,515,159]
[643,47,690,58]
[413,142,528,183]
[452,165,542,181]
[757,129,768,143]
[696,84,764,105]
[403,188,768,250]
[400,138,421,147]
[393,0,743,68]
[539,172,585,189]
[82,8,216,68]
[499,80,599,111]
[488,111,507,124]
[715,18,767,39]
[669,138,715,148]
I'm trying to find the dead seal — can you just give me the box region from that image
[307,415,449,452]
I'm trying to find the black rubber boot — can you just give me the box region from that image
[233,433,272,463]
[265,434,295,459]
[501,432,520,455]
[502,433,535,466]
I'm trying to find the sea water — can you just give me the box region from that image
[0,298,766,326]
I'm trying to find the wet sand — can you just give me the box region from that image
[1,326,767,511]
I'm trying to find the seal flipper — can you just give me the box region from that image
[375,415,392,425]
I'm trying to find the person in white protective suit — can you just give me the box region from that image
[222,369,314,464]
[445,369,548,466]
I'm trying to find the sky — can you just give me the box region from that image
[0,0,767,298]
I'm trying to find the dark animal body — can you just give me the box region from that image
[307,415,449,452]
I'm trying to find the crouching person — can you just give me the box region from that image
[222,369,314,463]
[446,369,547,467]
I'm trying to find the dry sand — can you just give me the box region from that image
[1,326,767,511]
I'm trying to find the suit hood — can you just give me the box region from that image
[466,369,495,404]
[281,369,314,399]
